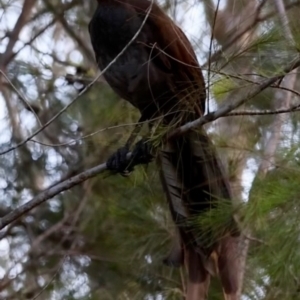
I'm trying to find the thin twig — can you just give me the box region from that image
[170,55,300,139]
[227,105,300,116]
[30,115,167,147]
[30,256,66,300]
[0,0,155,156]
[214,70,300,98]
[0,70,42,126]
[0,0,36,67]
[30,103,300,148]
[207,0,221,113]
[0,159,108,230]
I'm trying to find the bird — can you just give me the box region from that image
[88,1,241,299]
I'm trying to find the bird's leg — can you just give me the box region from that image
[106,114,153,175]
[106,145,133,176]
[218,236,240,300]
[185,247,211,300]
[129,119,159,167]
[130,138,154,166]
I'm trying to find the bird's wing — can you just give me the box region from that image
[125,0,206,112]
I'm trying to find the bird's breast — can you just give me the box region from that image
[98,45,148,97]
[89,4,142,52]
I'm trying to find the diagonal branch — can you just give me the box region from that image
[171,55,300,138]
[0,70,42,126]
[43,0,95,64]
[0,0,36,68]
[0,161,107,230]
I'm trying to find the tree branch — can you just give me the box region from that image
[0,161,107,230]
[227,106,300,116]
[43,0,95,64]
[0,0,36,68]
[0,70,42,126]
[170,55,300,138]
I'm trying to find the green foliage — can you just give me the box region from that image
[212,76,237,103]
[241,148,300,299]
[190,198,237,248]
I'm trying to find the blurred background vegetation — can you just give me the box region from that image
[1,0,300,299]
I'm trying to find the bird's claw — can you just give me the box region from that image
[106,139,154,176]
[131,139,154,166]
[106,146,133,176]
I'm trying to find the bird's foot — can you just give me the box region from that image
[131,139,154,166]
[106,140,154,176]
[106,146,133,176]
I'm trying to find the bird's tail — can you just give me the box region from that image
[157,128,240,300]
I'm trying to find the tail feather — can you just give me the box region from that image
[158,140,188,220]
[185,247,210,300]
[157,128,240,299]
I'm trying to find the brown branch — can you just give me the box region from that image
[0,0,36,68]
[213,70,300,98]
[30,214,70,250]
[31,256,66,300]
[42,0,95,64]
[0,161,107,230]
[29,0,81,24]
[227,105,300,116]
[9,20,56,63]
[206,0,221,113]
[0,70,42,126]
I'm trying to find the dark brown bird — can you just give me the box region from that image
[88,1,241,299]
